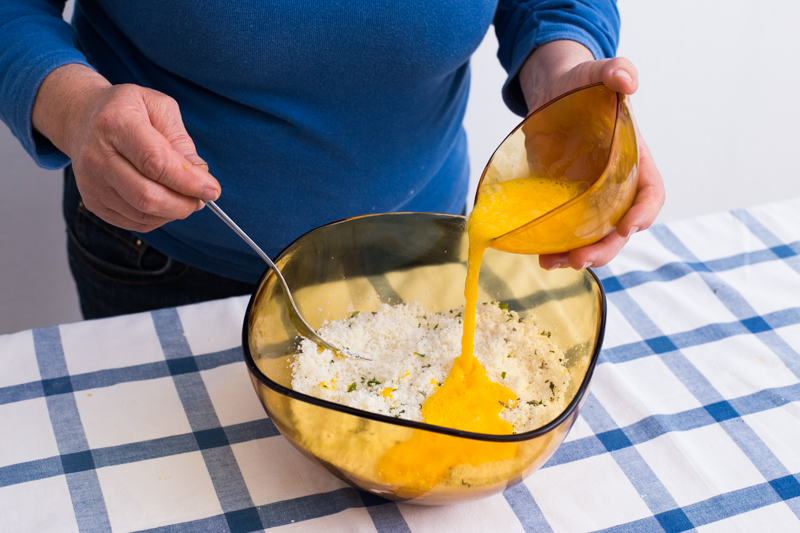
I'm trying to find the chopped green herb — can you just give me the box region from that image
[549,382,556,393]
[501,371,507,379]
[414,352,426,358]
[527,400,543,406]
[347,382,357,392]
[455,312,462,318]
[421,364,431,368]
[499,400,510,408]
[367,377,381,387]
[350,311,360,318]
[433,324,439,330]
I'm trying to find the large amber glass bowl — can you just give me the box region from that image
[478,83,639,255]
[242,213,606,505]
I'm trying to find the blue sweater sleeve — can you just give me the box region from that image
[0,0,93,169]
[494,0,620,116]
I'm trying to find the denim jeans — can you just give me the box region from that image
[63,166,258,319]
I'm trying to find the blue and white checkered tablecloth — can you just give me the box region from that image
[2,199,799,532]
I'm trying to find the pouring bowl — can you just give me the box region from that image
[477,83,639,255]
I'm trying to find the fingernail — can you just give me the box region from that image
[545,262,562,271]
[627,225,639,238]
[581,261,593,270]
[201,189,219,201]
[185,152,208,167]
[612,69,632,83]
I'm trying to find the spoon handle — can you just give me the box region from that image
[205,201,370,361]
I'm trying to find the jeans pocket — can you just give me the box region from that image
[63,167,187,284]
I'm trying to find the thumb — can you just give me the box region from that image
[598,57,639,95]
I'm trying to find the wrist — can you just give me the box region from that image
[519,40,594,112]
[32,64,111,157]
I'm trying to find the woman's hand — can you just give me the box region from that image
[32,64,220,233]
[518,41,665,270]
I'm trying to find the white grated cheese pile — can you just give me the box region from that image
[291,301,571,434]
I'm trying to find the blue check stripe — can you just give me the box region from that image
[581,392,687,524]
[597,473,800,533]
[732,209,800,274]
[608,278,800,521]
[602,307,800,365]
[601,219,800,523]
[0,346,243,406]
[0,419,278,489]
[548,383,800,468]
[598,240,800,294]
[150,309,414,533]
[504,481,554,532]
[135,487,407,533]
[151,308,262,533]
[32,327,112,532]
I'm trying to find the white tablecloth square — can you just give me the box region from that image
[60,314,165,375]
[201,362,270,427]
[96,451,223,531]
[177,295,249,356]
[742,404,800,473]
[635,423,767,507]
[0,330,40,389]
[526,452,653,531]
[0,476,79,532]
[625,271,740,335]
[75,377,192,449]
[0,397,60,465]
[714,259,800,317]
[668,211,765,261]
[591,355,703,427]
[681,335,799,400]
[232,437,349,505]
[399,492,525,532]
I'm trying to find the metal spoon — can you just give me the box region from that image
[206,201,371,361]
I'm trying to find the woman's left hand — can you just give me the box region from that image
[518,40,665,270]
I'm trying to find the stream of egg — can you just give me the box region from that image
[377,176,584,491]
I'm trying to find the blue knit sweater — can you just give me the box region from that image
[0,0,619,282]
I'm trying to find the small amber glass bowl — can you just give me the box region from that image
[478,83,639,255]
[242,213,606,505]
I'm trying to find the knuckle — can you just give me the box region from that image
[133,182,163,215]
[93,105,119,135]
[139,150,170,183]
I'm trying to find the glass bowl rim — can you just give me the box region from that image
[241,212,607,443]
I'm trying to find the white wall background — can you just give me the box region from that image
[2,1,800,335]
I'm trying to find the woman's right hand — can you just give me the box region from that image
[32,64,220,232]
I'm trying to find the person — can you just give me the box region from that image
[0,0,664,319]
